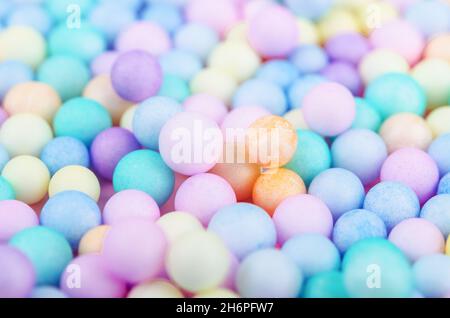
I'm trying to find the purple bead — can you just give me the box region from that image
[91,51,119,76]
[325,32,371,65]
[91,127,141,180]
[322,61,363,96]
[111,50,163,103]
[0,245,35,298]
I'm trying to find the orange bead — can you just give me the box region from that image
[252,168,306,215]
[78,225,111,255]
[425,34,450,63]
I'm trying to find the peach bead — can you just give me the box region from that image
[252,168,306,215]
[379,113,433,153]
[83,74,133,125]
[78,225,111,255]
[425,34,450,63]
[3,82,61,122]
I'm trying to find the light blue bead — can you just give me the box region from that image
[364,73,426,119]
[284,0,333,20]
[53,97,112,146]
[284,130,331,186]
[438,173,450,195]
[144,0,187,6]
[420,194,450,237]
[99,0,143,11]
[428,133,450,177]
[0,176,15,200]
[364,181,420,231]
[288,74,327,109]
[45,0,96,21]
[290,45,328,75]
[37,55,90,101]
[113,149,175,206]
[174,23,219,60]
[133,96,183,151]
[7,4,52,35]
[331,129,387,185]
[40,191,101,249]
[0,60,33,100]
[0,144,9,173]
[31,286,67,298]
[351,97,382,131]
[342,238,413,298]
[333,209,387,253]
[158,74,190,102]
[40,137,90,175]
[405,0,450,38]
[9,226,73,286]
[0,1,12,21]
[282,234,340,278]
[159,49,202,81]
[208,203,277,260]
[237,249,303,298]
[303,271,349,298]
[89,3,135,43]
[256,60,299,89]
[413,254,450,298]
[142,3,183,34]
[233,79,288,115]
[309,168,365,220]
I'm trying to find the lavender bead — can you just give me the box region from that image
[322,61,362,96]
[0,245,35,298]
[325,32,371,65]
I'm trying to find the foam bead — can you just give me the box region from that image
[159,49,202,82]
[0,177,15,200]
[425,34,450,63]
[321,61,362,95]
[6,4,52,35]
[318,8,362,41]
[128,280,183,298]
[303,271,349,298]
[31,286,67,298]
[359,49,409,85]
[90,51,119,76]
[426,106,450,137]
[0,245,35,298]
[156,211,204,244]
[174,23,219,61]
[288,74,327,109]
[120,105,137,132]
[296,18,320,45]
[413,254,450,298]
[0,61,33,100]
[290,44,329,75]
[0,144,9,172]
[48,166,100,201]
[158,74,190,102]
[284,0,333,20]
[256,60,299,89]
[283,109,309,130]
[325,32,370,65]
[439,173,450,195]
[421,194,450,237]
[190,67,237,103]
[0,200,38,242]
[183,93,227,124]
[185,0,238,35]
[46,0,96,21]
[78,225,110,255]
[405,0,450,38]
[428,133,450,176]
[142,3,182,34]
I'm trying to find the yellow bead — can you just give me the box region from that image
[0,113,53,157]
[318,8,362,42]
[190,68,238,103]
[426,106,450,137]
[128,280,183,298]
[156,211,204,244]
[283,109,309,130]
[446,236,450,256]
[297,18,320,45]
[78,225,110,255]
[359,49,409,84]
[226,22,248,43]
[195,288,239,298]
[48,165,100,201]
[2,155,50,204]
[355,1,398,35]
[0,26,46,69]
[120,104,137,132]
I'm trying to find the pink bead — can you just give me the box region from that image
[103,219,167,284]
[389,218,445,262]
[273,194,334,244]
[90,51,119,76]
[103,190,160,225]
[183,94,228,124]
[160,173,189,214]
[0,200,38,242]
[220,105,270,137]
[370,20,425,65]
[60,254,127,298]
[115,22,171,57]
[175,173,237,225]
[380,148,439,204]
[248,4,298,58]
[302,82,356,137]
[386,0,419,12]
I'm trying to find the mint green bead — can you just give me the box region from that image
[0,176,15,200]
[53,97,112,146]
[37,55,90,101]
[48,23,107,63]
[158,74,190,102]
[352,98,382,132]
[284,130,331,186]
[303,271,349,298]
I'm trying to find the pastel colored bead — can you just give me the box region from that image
[0,113,52,157]
[413,254,450,298]
[10,226,73,286]
[0,26,46,69]
[40,137,90,175]
[256,60,299,89]
[389,218,445,262]
[439,173,450,195]
[0,61,33,100]
[158,74,190,103]
[426,106,450,137]
[190,67,237,103]
[208,203,276,260]
[31,286,67,298]
[447,236,450,256]
[2,156,50,205]
[282,234,340,278]
[237,248,303,298]
[60,254,126,298]
[343,238,413,298]
[156,211,204,244]
[0,176,15,200]
[288,74,327,109]
[325,32,370,65]
[49,166,100,202]
[103,219,167,284]
[221,105,270,138]
[318,8,362,41]
[273,194,333,243]
[290,44,329,75]
[309,168,365,219]
[332,129,387,185]
[90,51,119,76]
[405,0,450,38]
[111,50,163,103]
[142,3,182,34]
[46,0,96,21]
[296,18,319,45]
[425,34,450,63]
[128,280,183,298]
[303,271,349,298]
[321,61,362,95]
[185,0,238,35]
[364,181,420,231]
[302,82,356,137]
[0,245,35,298]
[120,104,137,132]
[166,230,230,292]
[253,168,306,215]
[6,4,52,35]
[0,200,38,242]
[411,58,450,109]
[174,23,219,60]
[359,49,409,85]
[0,108,9,127]
[0,144,9,171]
[284,0,333,20]
[159,112,223,176]
[333,209,387,253]
[89,3,135,43]
[160,49,202,82]
[247,4,298,58]
[283,109,309,131]
[78,225,110,255]
[103,190,160,225]
[365,73,426,119]
[421,194,450,237]
[113,150,174,206]
[428,133,450,176]
[380,148,439,204]
[183,94,227,125]
[380,113,432,153]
